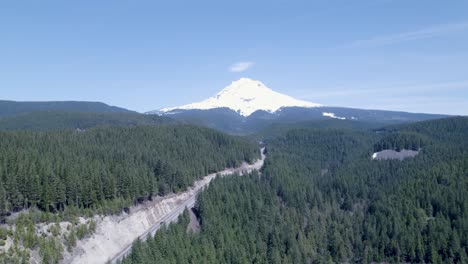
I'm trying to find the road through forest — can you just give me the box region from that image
[64,148,265,264]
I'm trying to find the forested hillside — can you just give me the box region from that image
[0,111,173,131]
[121,117,467,264]
[0,100,132,117]
[0,125,260,220]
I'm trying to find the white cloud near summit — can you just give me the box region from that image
[229,61,254,72]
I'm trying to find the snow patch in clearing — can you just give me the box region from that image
[372,149,419,160]
[322,112,346,120]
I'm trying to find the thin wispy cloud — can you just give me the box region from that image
[229,61,254,72]
[343,21,468,48]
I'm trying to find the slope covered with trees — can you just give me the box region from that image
[0,111,173,131]
[157,106,448,134]
[0,100,132,117]
[0,125,260,220]
[121,117,467,264]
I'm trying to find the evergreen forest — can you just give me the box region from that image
[121,117,468,264]
[0,125,260,219]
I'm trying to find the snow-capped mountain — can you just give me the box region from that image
[146,78,447,134]
[154,78,321,117]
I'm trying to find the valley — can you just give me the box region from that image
[2,2,467,263]
[0,81,465,264]
[147,78,448,134]
[0,99,466,264]
[68,148,265,264]
[0,124,260,263]
[120,117,468,264]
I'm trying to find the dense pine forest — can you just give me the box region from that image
[0,100,132,117]
[0,125,260,220]
[121,117,468,264]
[0,111,173,131]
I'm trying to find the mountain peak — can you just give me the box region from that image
[228,77,267,87]
[157,78,321,116]
[216,78,274,100]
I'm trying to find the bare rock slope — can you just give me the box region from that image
[63,148,265,264]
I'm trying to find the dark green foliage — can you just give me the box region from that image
[123,173,297,264]
[252,119,383,142]
[374,132,428,151]
[0,247,30,263]
[161,106,448,134]
[75,223,88,240]
[0,111,173,131]
[0,100,132,117]
[0,228,8,240]
[65,228,77,252]
[378,116,468,142]
[0,183,7,223]
[0,125,259,216]
[121,117,468,264]
[23,223,37,249]
[38,237,63,264]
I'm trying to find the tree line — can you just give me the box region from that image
[373,131,427,152]
[121,117,467,264]
[0,111,173,131]
[0,125,259,220]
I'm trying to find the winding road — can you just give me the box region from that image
[108,148,265,263]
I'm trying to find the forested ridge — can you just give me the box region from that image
[0,111,173,131]
[0,125,260,219]
[0,100,132,117]
[121,117,467,264]
[373,132,427,152]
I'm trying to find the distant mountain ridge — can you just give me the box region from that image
[0,100,166,131]
[0,100,133,117]
[149,78,321,116]
[0,82,452,134]
[147,78,449,134]
[157,106,448,134]
[0,111,172,131]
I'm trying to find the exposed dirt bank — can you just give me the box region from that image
[63,148,265,264]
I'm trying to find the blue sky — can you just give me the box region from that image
[1,0,467,115]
